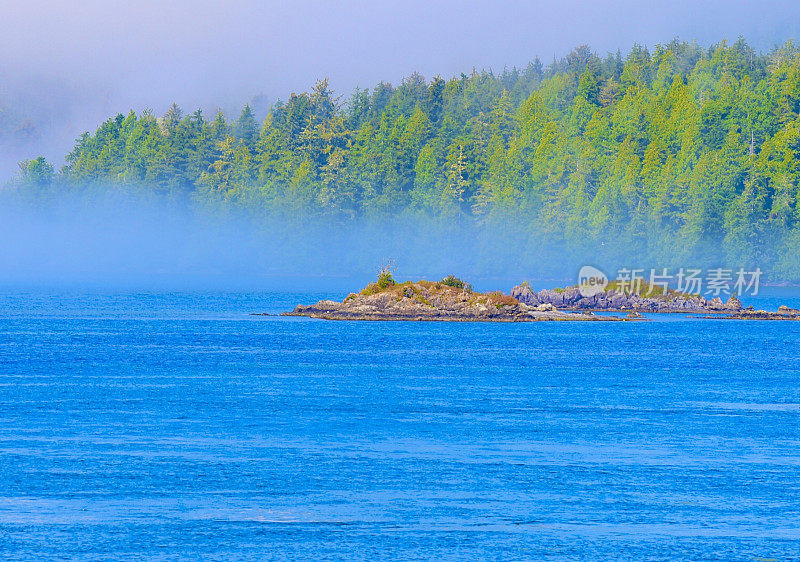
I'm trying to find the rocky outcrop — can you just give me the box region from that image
[511,283,745,313]
[713,306,800,320]
[283,281,626,322]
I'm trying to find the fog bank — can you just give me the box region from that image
[0,189,596,292]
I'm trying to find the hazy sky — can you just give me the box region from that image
[1,0,800,168]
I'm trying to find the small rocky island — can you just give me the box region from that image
[282,273,626,322]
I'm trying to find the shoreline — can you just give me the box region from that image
[280,309,627,322]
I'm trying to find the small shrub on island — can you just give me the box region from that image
[440,275,473,293]
[377,270,395,289]
[359,264,397,296]
[376,261,396,289]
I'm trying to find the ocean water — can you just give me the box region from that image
[1,288,800,560]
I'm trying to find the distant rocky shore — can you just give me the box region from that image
[705,305,800,320]
[508,281,800,320]
[511,281,744,313]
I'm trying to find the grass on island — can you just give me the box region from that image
[355,273,518,309]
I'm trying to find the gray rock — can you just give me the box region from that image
[509,282,745,314]
[725,295,743,311]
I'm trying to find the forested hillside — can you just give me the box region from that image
[8,39,800,279]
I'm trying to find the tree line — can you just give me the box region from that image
[7,38,800,279]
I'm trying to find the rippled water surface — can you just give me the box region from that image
[1,289,800,559]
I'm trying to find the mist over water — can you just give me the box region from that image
[2,186,769,295]
[0,188,597,292]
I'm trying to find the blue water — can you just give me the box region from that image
[2,289,800,560]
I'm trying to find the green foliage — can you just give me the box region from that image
[18,157,54,188]
[9,39,800,279]
[376,261,396,289]
[440,275,472,292]
[376,270,395,289]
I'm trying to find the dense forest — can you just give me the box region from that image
[6,39,800,280]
